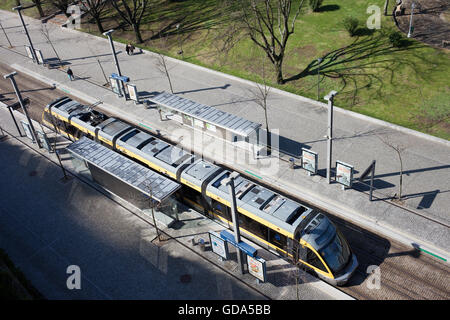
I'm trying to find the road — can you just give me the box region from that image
[0,61,448,300]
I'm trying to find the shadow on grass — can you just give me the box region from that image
[284,30,440,106]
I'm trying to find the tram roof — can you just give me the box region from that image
[148,92,261,137]
[66,137,181,203]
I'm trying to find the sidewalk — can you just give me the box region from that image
[0,9,448,263]
[0,104,349,300]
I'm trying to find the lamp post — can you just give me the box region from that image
[324,90,337,184]
[103,29,122,77]
[176,24,183,56]
[221,172,244,274]
[317,58,323,101]
[407,2,415,38]
[13,6,38,64]
[4,71,40,147]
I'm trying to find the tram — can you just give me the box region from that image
[42,96,358,285]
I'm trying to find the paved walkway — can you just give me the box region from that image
[0,9,448,264]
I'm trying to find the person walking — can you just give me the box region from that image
[129,43,135,55]
[125,43,131,55]
[67,67,74,81]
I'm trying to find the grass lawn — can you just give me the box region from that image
[2,0,449,139]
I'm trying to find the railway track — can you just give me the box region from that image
[1,62,449,300]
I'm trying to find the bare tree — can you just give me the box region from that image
[79,0,110,34]
[111,0,149,43]
[377,134,407,201]
[236,0,305,84]
[49,0,71,17]
[40,22,63,67]
[32,0,45,17]
[155,35,174,93]
[248,49,272,152]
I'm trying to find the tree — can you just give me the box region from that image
[49,0,71,17]
[32,0,45,17]
[237,0,305,84]
[79,0,110,34]
[248,49,272,154]
[155,34,174,93]
[111,0,149,43]
[40,22,63,67]
[377,134,407,201]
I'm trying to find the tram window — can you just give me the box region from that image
[307,248,327,273]
[238,213,268,241]
[268,230,287,250]
[212,200,230,220]
[43,111,53,124]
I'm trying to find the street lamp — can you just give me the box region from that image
[324,90,338,184]
[4,71,40,147]
[317,58,323,101]
[407,2,415,38]
[13,5,38,64]
[176,24,183,55]
[103,29,122,77]
[221,172,245,274]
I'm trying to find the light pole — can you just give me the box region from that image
[103,29,122,77]
[221,172,245,274]
[407,2,415,38]
[13,5,38,64]
[4,71,40,147]
[317,58,323,101]
[324,90,337,184]
[176,24,183,56]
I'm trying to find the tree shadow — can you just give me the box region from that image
[316,4,340,12]
[284,31,432,105]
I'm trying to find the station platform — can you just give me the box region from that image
[0,8,448,268]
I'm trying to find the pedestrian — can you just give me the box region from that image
[125,43,131,55]
[67,67,74,81]
[129,43,135,55]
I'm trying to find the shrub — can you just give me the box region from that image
[388,30,404,47]
[309,0,324,12]
[343,17,359,37]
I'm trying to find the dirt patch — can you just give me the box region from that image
[394,0,450,49]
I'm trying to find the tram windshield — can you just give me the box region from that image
[319,230,351,274]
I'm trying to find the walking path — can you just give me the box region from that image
[0,9,448,265]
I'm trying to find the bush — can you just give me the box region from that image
[343,17,359,37]
[309,0,324,12]
[388,31,404,47]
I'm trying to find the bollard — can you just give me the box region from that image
[289,158,295,169]
[199,238,205,251]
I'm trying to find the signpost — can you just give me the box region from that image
[336,160,354,189]
[301,148,318,175]
[247,255,266,283]
[20,120,34,141]
[359,160,376,201]
[25,45,33,59]
[37,130,52,152]
[126,83,140,104]
[209,231,229,261]
[34,49,44,64]
[110,76,122,97]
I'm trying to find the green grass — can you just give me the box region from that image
[3,0,449,139]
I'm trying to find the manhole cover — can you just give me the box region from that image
[180,274,191,283]
[29,171,37,176]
